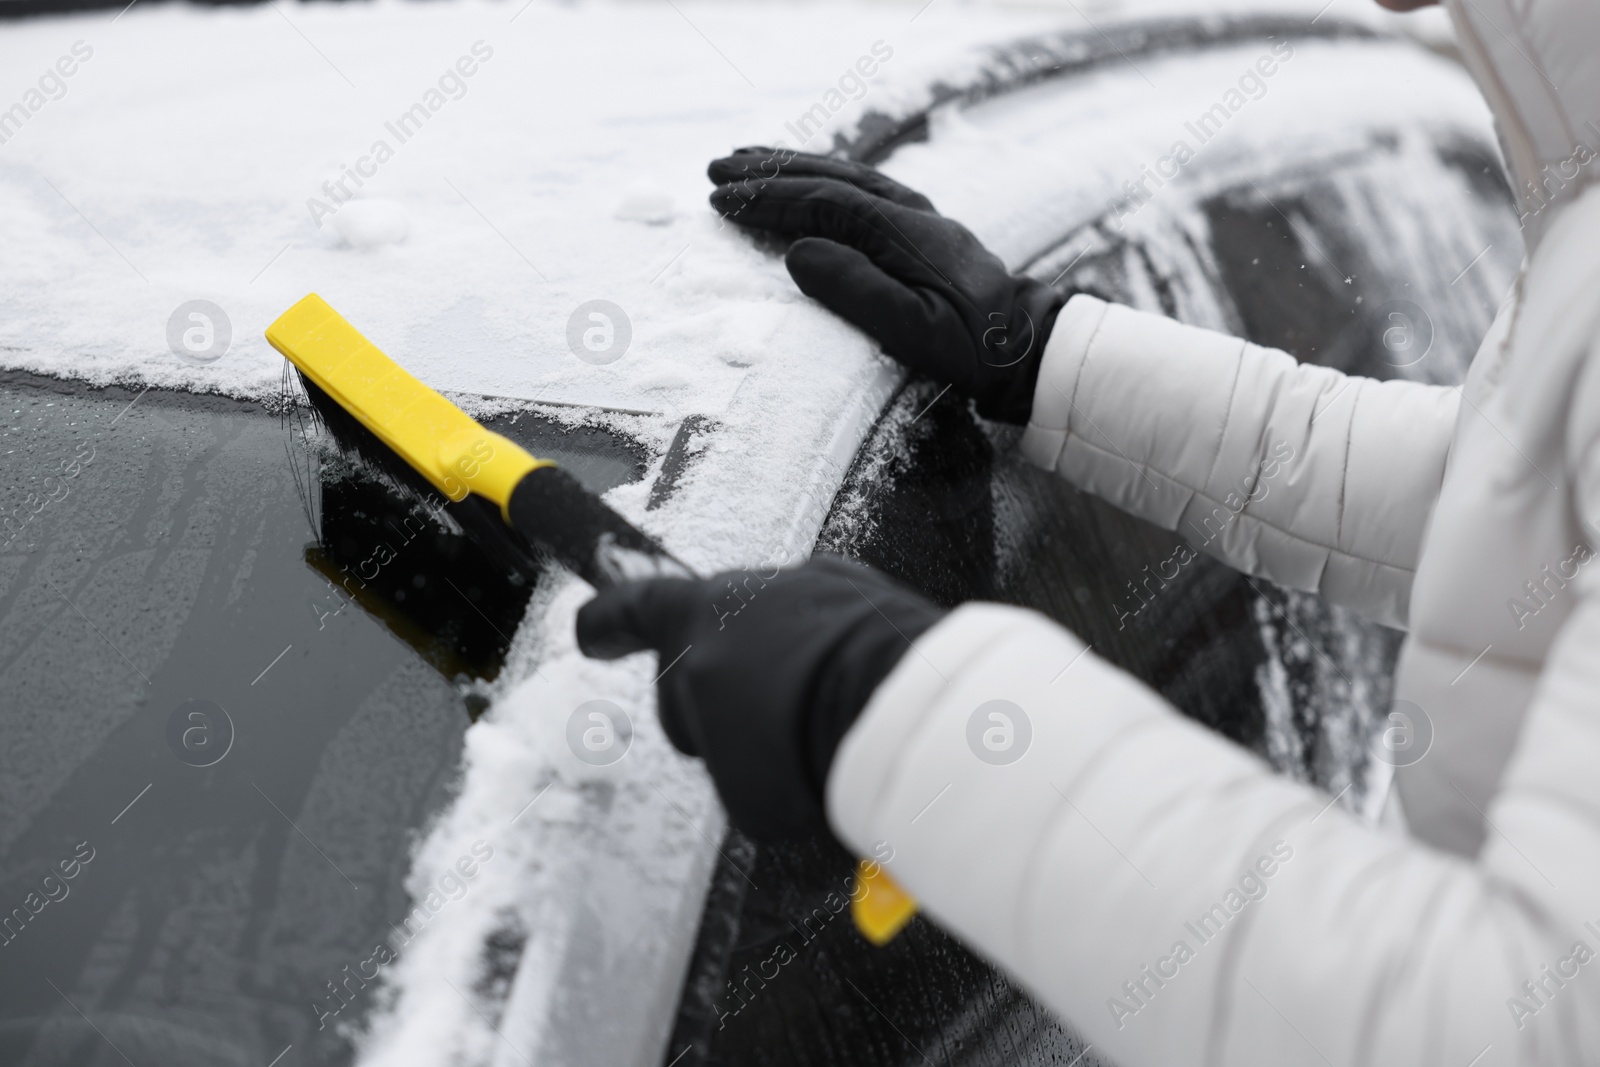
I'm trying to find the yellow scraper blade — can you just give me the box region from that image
[852,859,918,946]
[266,293,547,516]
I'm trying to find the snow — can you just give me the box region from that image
[330,198,411,250]
[614,180,677,226]
[0,0,1498,1065]
[877,34,1497,272]
[0,0,1073,412]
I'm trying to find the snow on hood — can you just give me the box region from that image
[0,0,1072,411]
[0,0,1461,410]
[1442,0,1600,248]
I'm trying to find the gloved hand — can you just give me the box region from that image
[575,554,946,840]
[708,146,1065,423]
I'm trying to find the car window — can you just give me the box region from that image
[0,370,649,1067]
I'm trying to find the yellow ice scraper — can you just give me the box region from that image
[267,294,918,944]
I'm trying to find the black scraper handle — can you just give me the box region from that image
[507,465,696,589]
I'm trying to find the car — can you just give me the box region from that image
[0,1,1519,1066]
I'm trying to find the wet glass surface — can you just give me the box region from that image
[0,371,645,1067]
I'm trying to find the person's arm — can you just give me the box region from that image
[707,152,1457,628]
[572,397,1600,1064]
[1022,294,1459,630]
[827,596,1600,1067]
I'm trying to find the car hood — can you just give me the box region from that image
[0,0,1071,412]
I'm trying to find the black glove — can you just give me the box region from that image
[708,146,1065,423]
[575,555,946,841]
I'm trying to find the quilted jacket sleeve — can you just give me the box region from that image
[1019,294,1459,630]
[826,604,1600,1067]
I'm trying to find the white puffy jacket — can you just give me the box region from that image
[826,3,1600,1065]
